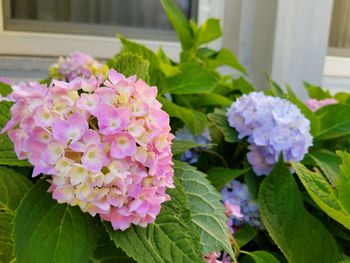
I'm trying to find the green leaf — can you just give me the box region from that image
[0,82,12,97]
[161,63,219,94]
[214,48,247,74]
[111,52,150,82]
[334,92,350,104]
[14,180,98,263]
[232,77,255,94]
[107,177,203,263]
[119,36,162,85]
[186,93,232,107]
[314,104,350,141]
[0,101,31,166]
[292,158,350,231]
[194,19,222,47]
[160,0,194,50]
[307,150,340,186]
[159,97,208,136]
[0,166,31,212]
[234,224,257,247]
[206,167,249,191]
[172,140,213,155]
[0,212,14,263]
[304,82,331,100]
[0,166,31,263]
[264,76,284,98]
[240,251,280,263]
[258,160,342,263]
[174,161,234,258]
[208,108,238,143]
[285,85,320,136]
[91,230,135,263]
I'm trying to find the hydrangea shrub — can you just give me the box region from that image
[0,0,349,262]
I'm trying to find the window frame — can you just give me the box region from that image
[0,0,226,60]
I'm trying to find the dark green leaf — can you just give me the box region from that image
[186,93,232,107]
[258,160,342,263]
[174,161,234,258]
[206,167,249,191]
[315,104,350,141]
[208,108,238,143]
[91,230,135,263]
[161,63,219,94]
[240,251,280,263]
[14,180,98,263]
[307,150,340,186]
[107,177,203,263]
[304,82,331,100]
[111,52,150,82]
[194,18,222,47]
[159,97,208,136]
[0,166,31,263]
[160,0,194,50]
[234,224,257,247]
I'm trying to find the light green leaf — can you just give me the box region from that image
[14,180,97,263]
[0,101,31,166]
[0,166,31,263]
[0,82,12,97]
[264,76,284,98]
[111,52,150,82]
[172,140,213,156]
[208,108,238,143]
[292,158,350,231]
[119,36,162,85]
[307,150,340,186]
[240,251,280,263]
[159,97,208,136]
[315,104,350,141]
[206,167,249,191]
[107,177,203,263]
[258,160,342,263]
[214,48,247,75]
[304,82,331,100]
[232,77,255,94]
[160,0,194,50]
[234,224,257,247]
[194,18,222,47]
[174,161,234,258]
[285,85,320,136]
[161,63,219,94]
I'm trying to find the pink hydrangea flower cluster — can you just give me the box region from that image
[49,52,108,81]
[304,98,337,112]
[204,252,231,263]
[2,69,174,230]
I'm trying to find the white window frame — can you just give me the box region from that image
[0,0,226,61]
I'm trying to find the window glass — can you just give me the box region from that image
[4,0,198,40]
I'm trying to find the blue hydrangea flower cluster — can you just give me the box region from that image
[221,180,262,230]
[175,127,211,164]
[227,92,313,175]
